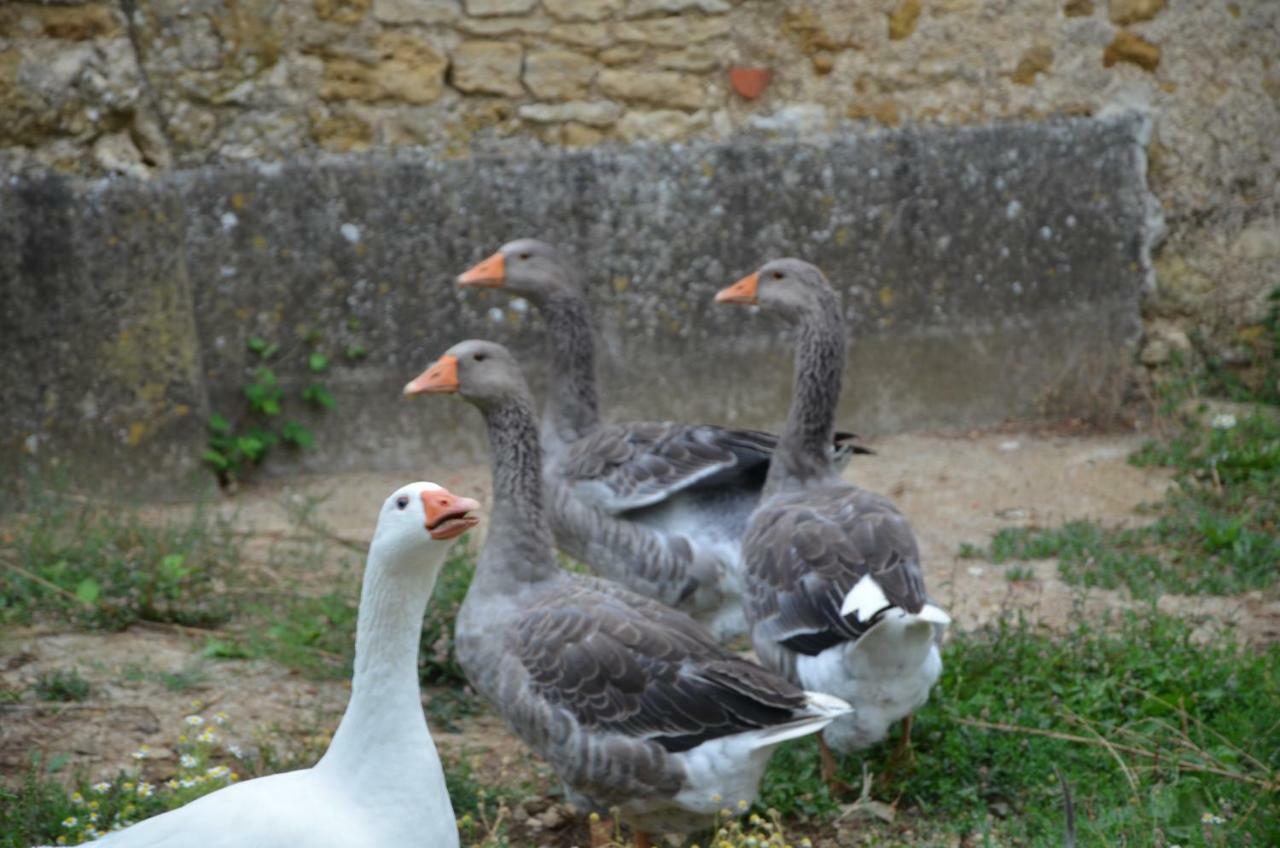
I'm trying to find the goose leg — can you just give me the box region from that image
[589,815,613,848]
[893,714,915,765]
[634,831,652,848]
[818,736,853,795]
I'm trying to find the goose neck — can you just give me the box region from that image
[318,544,439,778]
[540,292,600,446]
[478,393,560,586]
[766,305,845,496]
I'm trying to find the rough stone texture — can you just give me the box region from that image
[0,0,1276,483]
[524,50,598,100]
[451,40,525,96]
[599,68,704,110]
[517,100,621,125]
[465,0,535,17]
[1,118,1154,493]
[544,0,623,22]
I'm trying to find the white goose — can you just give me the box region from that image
[72,482,477,848]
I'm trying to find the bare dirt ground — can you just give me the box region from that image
[4,427,1278,845]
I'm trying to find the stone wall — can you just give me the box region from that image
[0,0,1277,495]
[1,1,1276,367]
[0,119,1154,494]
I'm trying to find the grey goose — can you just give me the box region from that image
[404,339,851,846]
[714,259,950,788]
[454,239,867,641]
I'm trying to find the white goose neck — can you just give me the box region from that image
[317,539,441,781]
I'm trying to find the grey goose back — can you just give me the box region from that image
[454,239,868,641]
[714,260,950,788]
[403,340,851,846]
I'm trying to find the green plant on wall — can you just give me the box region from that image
[202,336,338,486]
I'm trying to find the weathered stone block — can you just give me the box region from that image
[600,68,704,109]
[617,109,696,141]
[1104,30,1160,71]
[544,0,623,21]
[1109,0,1165,25]
[0,3,122,41]
[451,40,525,96]
[524,50,599,99]
[656,45,730,72]
[372,0,459,25]
[626,0,730,17]
[464,0,536,16]
[548,23,613,48]
[614,16,731,46]
[518,100,622,125]
[321,34,447,104]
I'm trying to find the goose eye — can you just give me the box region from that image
[771,271,784,280]
[474,353,487,362]
[396,495,410,510]
[518,252,531,260]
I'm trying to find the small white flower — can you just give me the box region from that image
[226,744,244,759]
[1201,811,1226,824]
[92,781,111,794]
[184,715,204,727]
[180,754,197,769]
[207,765,231,780]
[213,711,229,726]
[62,816,78,828]
[131,745,149,760]
[1211,413,1237,430]
[136,782,154,798]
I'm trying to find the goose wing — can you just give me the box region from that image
[559,422,777,513]
[744,485,930,657]
[511,585,810,753]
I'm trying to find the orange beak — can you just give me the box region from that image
[715,272,759,305]
[421,487,481,541]
[457,252,505,288]
[403,355,459,396]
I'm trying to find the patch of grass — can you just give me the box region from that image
[208,541,478,686]
[0,711,247,847]
[0,483,240,630]
[33,669,90,703]
[1004,564,1036,582]
[796,609,1280,846]
[968,410,1279,598]
[121,660,209,693]
[445,752,516,848]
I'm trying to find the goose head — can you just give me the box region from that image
[456,239,578,303]
[714,258,839,322]
[403,339,527,412]
[370,481,480,569]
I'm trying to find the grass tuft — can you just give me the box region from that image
[0,484,240,630]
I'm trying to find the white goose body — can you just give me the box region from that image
[77,483,474,848]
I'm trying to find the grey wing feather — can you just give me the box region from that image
[511,585,809,753]
[745,484,928,656]
[560,423,777,513]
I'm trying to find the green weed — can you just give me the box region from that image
[33,669,90,703]
[0,485,239,630]
[968,410,1279,598]
[787,609,1280,846]
[203,336,337,486]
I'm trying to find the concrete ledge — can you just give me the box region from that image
[0,115,1153,497]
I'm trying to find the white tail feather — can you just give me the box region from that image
[916,603,951,626]
[840,575,888,621]
[736,692,853,751]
